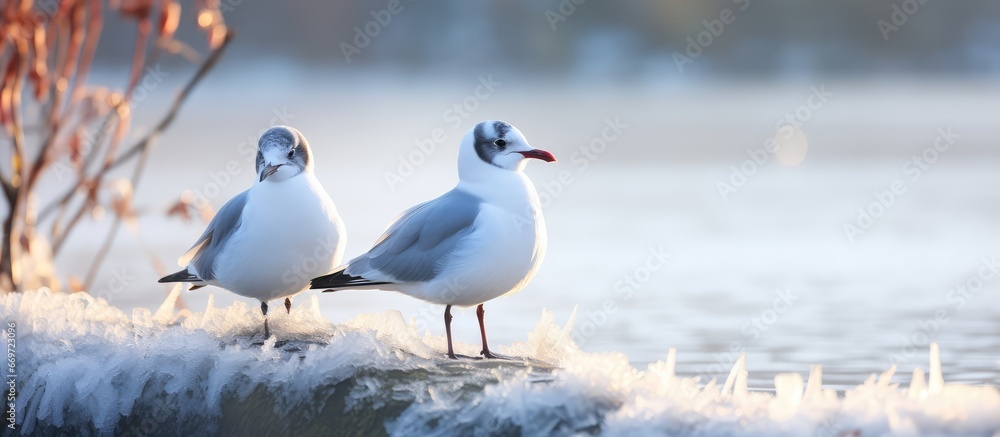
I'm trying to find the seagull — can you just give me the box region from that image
[159,126,346,338]
[311,120,555,359]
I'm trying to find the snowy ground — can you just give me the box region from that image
[5,289,999,436]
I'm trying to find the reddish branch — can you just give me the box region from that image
[83,30,233,289]
[1,0,231,293]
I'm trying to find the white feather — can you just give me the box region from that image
[212,172,345,301]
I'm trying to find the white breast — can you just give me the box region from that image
[406,173,547,307]
[214,173,345,301]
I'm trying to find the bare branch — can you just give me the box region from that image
[83,144,149,289]
[0,167,12,204]
[108,30,233,171]
[77,30,234,280]
[37,109,120,224]
[50,106,128,255]
[1,42,29,292]
[82,210,122,290]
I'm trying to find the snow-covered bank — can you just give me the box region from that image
[3,289,999,436]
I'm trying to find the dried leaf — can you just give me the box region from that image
[70,0,104,103]
[69,130,83,167]
[31,24,49,101]
[157,0,180,44]
[109,179,134,216]
[1,51,19,134]
[208,24,226,49]
[69,276,84,293]
[165,200,191,222]
[114,0,153,20]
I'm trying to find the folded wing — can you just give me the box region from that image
[161,190,249,283]
[311,189,481,289]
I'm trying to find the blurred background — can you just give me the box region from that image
[19,1,1000,388]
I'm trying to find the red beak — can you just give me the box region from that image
[518,149,556,162]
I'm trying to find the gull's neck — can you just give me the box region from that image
[456,163,536,209]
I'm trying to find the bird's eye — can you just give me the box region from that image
[287,149,295,158]
[494,139,506,149]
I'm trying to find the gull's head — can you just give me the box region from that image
[459,121,555,174]
[256,126,312,183]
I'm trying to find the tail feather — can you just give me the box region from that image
[158,269,203,284]
[310,268,392,291]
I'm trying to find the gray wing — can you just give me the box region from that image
[179,190,249,281]
[345,189,482,283]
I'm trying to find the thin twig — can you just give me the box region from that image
[83,138,149,289]
[2,43,29,292]
[53,30,233,255]
[108,30,233,172]
[80,30,233,286]
[48,111,120,254]
[10,49,28,187]
[0,167,12,203]
[50,103,129,255]
[68,0,102,103]
[49,186,93,255]
[81,209,121,289]
[38,109,120,223]
[124,17,151,100]
[24,1,87,192]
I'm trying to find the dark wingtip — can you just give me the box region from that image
[311,270,391,291]
[310,270,343,289]
[159,269,200,284]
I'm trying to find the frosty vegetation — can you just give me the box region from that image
[4,289,999,436]
[1,0,230,295]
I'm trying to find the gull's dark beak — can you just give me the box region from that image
[260,164,283,182]
[518,149,556,162]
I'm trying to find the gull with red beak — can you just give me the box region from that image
[160,126,346,339]
[311,120,555,359]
